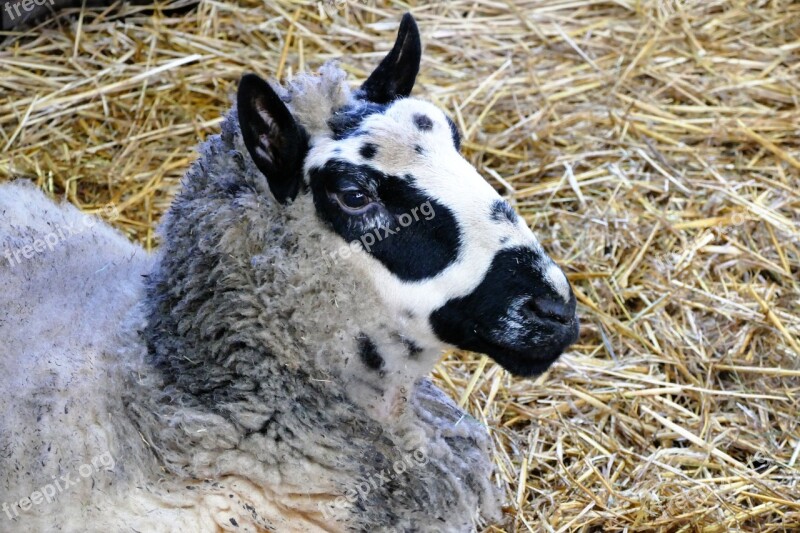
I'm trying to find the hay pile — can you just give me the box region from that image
[1,0,798,531]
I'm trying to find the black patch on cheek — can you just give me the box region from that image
[360,142,378,160]
[358,334,384,371]
[413,113,433,131]
[490,199,518,224]
[308,160,460,281]
[414,144,424,155]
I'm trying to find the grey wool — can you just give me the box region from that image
[0,63,502,532]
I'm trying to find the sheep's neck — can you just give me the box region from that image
[142,122,440,422]
[128,110,499,531]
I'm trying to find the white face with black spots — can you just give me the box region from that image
[238,14,578,378]
[304,98,578,377]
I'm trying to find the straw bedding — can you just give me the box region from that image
[1,0,798,531]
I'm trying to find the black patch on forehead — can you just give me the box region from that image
[308,159,460,281]
[413,113,433,131]
[446,116,462,151]
[357,334,384,371]
[490,199,518,224]
[360,142,378,160]
[328,101,387,140]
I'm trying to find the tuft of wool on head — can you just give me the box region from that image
[284,62,354,135]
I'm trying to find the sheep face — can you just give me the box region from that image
[237,14,578,379]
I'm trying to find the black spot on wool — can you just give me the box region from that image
[391,332,423,359]
[490,199,517,224]
[360,143,378,160]
[446,116,462,150]
[308,159,460,281]
[413,113,433,131]
[358,334,384,371]
[328,101,387,140]
[219,177,249,198]
[403,338,423,359]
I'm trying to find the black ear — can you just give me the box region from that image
[360,13,421,104]
[237,73,308,204]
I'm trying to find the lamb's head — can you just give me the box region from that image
[236,13,579,382]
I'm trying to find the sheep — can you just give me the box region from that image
[0,13,579,533]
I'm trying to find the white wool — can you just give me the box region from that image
[286,62,354,135]
[0,110,502,533]
[0,59,507,533]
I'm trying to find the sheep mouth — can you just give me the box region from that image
[474,319,579,377]
[430,309,579,378]
[428,246,581,378]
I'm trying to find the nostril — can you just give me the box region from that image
[526,297,572,324]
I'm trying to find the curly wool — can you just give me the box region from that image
[285,62,354,135]
[0,64,502,532]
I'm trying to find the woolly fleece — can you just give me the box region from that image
[0,65,501,533]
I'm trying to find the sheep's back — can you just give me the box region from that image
[0,181,152,528]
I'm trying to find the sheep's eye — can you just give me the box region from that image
[335,190,372,213]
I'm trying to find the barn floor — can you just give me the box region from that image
[1,1,798,531]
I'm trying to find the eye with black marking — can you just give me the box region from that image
[334,189,373,213]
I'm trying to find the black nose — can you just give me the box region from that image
[525,296,574,324]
